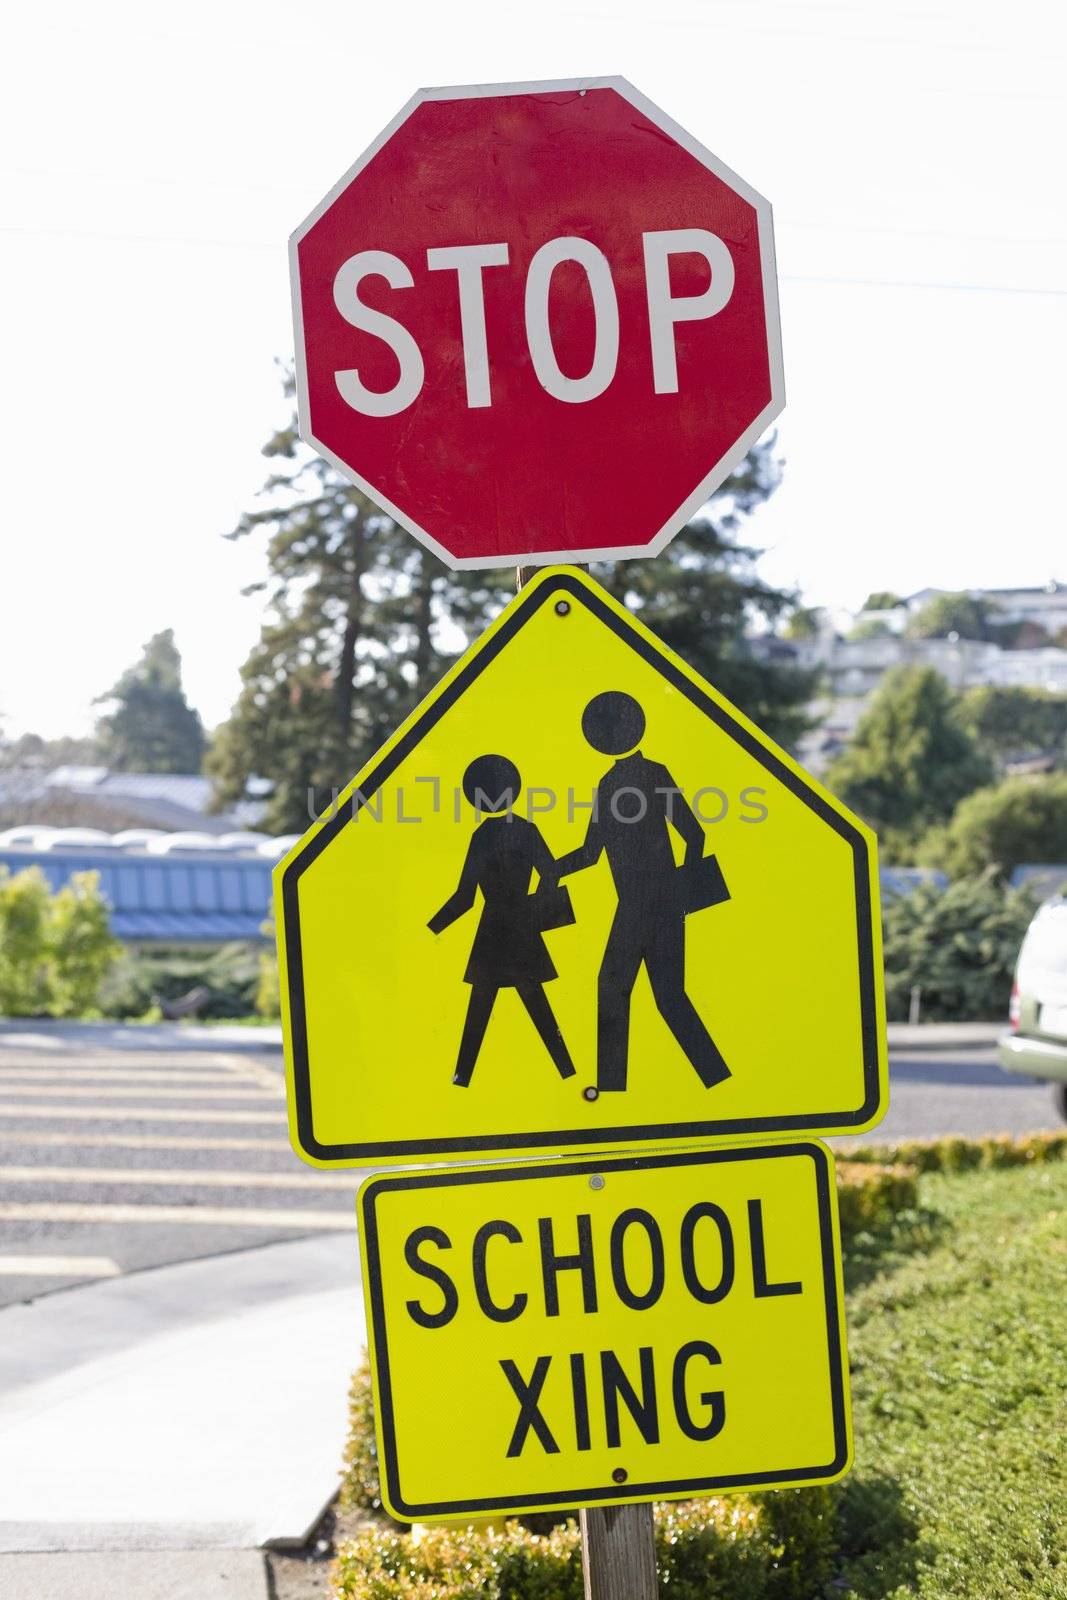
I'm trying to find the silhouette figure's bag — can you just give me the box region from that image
[680,854,730,914]
[534,883,576,931]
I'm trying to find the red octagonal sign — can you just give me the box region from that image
[290,77,784,569]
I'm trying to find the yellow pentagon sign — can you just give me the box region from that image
[358,1141,851,1521]
[277,567,886,1165]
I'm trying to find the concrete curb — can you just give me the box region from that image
[887,1022,1002,1052]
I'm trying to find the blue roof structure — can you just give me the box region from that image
[0,841,277,944]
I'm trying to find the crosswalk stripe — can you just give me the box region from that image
[0,1068,254,1085]
[0,1083,282,1101]
[0,1130,292,1152]
[0,1201,353,1229]
[0,1254,121,1278]
[0,1104,282,1124]
[0,1164,356,1190]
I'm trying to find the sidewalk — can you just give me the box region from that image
[887,1020,1002,1051]
[0,1018,284,1053]
[0,1232,363,1592]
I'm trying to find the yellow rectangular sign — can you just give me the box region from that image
[358,1140,851,1521]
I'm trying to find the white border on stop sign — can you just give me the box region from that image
[288,75,785,572]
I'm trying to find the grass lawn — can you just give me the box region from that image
[838,1162,1067,1598]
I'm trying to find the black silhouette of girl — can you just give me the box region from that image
[428,754,576,1087]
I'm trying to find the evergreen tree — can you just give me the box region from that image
[825,665,993,857]
[95,630,205,773]
[588,444,819,750]
[210,378,815,834]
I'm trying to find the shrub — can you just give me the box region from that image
[880,870,1035,1020]
[918,771,1067,879]
[836,1162,918,1235]
[0,866,118,1018]
[97,941,266,1020]
[330,1492,839,1600]
[839,1130,1067,1173]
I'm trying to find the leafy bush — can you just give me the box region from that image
[835,1162,918,1234]
[841,1129,1067,1173]
[97,941,266,1020]
[880,870,1035,1020]
[331,1492,839,1600]
[918,772,1067,879]
[824,666,992,856]
[0,866,118,1017]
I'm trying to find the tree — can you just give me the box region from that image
[905,591,1003,642]
[824,666,993,857]
[206,391,510,834]
[210,375,817,834]
[95,630,206,773]
[586,444,819,752]
[959,685,1067,770]
[847,619,893,641]
[0,867,117,1018]
[784,606,822,642]
[861,591,903,612]
[881,872,1036,1021]
[918,773,1067,879]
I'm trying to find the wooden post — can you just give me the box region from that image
[515,560,660,1598]
[580,1504,659,1600]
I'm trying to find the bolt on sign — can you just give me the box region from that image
[289,76,783,568]
[357,1142,851,1521]
[276,568,887,1167]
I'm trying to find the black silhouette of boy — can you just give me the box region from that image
[553,691,730,1092]
[428,753,576,1088]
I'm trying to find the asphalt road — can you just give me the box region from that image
[0,1029,1062,1309]
[842,1045,1066,1146]
[0,1027,358,1309]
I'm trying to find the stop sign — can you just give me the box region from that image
[290,77,783,569]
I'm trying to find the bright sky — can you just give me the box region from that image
[2,0,1064,738]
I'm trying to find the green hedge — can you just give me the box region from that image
[331,1489,837,1600]
[839,1129,1067,1173]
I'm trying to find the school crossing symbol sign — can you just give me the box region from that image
[358,1142,852,1520]
[276,568,887,1166]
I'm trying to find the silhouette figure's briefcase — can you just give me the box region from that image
[533,883,576,931]
[680,854,730,914]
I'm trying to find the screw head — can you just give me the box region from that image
[582,1085,599,1102]
[589,1174,605,1191]
[612,1468,628,1484]
[554,599,571,616]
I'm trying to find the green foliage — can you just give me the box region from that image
[841,1162,1067,1597]
[860,592,903,612]
[959,685,1067,769]
[95,629,206,773]
[841,1130,1067,1173]
[0,867,118,1017]
[341,1359,383,1517]
[587,444,819,754]
[918,772,1067,879]
[783,606,821,642]
[825,666,993,854]
[904,590,1003,642]
[97,941,265,1020]
[880,871,1035,1020]
[330,1492,840,1600]
[0,866,52,1014]
[835,1162,919,1233]
[846,619,892,641]
[210,382,817,833]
